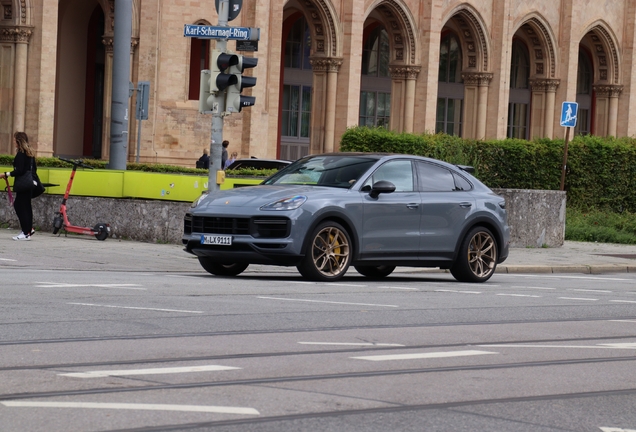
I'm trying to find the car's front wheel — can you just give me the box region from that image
[297,221,352,282]
[198,257,249,276]
[354,265,396,279]
[450,226,498,283]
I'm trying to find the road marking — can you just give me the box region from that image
[257,296,398,308]
[67,303,203,314]
[558,297,598,301]
[511,286,556,290]
[299,342,405,347]
[37,282,145,290]
[0,258,17,262]
[351,350,498,361]
[378,285,419,291]
[610,320,636,323]
[479,344,636,350]
[59,365,240,378]
[598,343,636,348]
[611,300,636,304]
[496,293,541,298]
[435,289,481,294]
[568,289,612,293]
[500,274,631,281]
[0,401,259,415]
[599,427,636,432]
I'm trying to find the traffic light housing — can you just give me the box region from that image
[225,55,258,113]
[199,50,242,113]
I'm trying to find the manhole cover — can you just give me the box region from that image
[595,254,636,260]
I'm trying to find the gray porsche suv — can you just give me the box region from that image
[183,153,510,282]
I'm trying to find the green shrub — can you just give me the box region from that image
[566,208,636,244]
[340,126,636,212]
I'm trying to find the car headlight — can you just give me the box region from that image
[260,195,307,211]
[191,192,208,208]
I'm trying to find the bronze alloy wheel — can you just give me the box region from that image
[298,221,352,281]
[450,226,498,283]
[467,230,497,278]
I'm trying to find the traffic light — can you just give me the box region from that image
[199,50,241,113]
[225,54,258,113]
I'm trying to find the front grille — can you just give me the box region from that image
[252,217,290,238]
[184,215,290,238]
[190,216,250,235]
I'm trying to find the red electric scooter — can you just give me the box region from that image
[52,157,110,241]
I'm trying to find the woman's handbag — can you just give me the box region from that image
[31,158,45,198]
[12,170,35,193]
[32,172,45,198]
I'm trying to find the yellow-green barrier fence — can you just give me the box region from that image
[0,166,263,202]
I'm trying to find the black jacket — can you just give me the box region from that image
[9,151,35,178]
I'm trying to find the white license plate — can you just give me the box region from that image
[200,235,232,246]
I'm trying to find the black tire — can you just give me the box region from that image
[198,257,249,276]
[297,221,352,282]
[52,215,63,235]
[93,223,110,241]
[354,265,396,279]
[450,226,498,283]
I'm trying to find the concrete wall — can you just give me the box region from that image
[0,189,566,247]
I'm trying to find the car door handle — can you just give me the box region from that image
[406,203,419,209]
[459,202,472,208]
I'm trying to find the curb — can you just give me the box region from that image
[497,264,635,274]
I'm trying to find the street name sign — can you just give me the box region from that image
[183,24,260,41]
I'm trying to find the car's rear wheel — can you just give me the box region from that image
[354,265,396,279]
[198,257,249,276]
[450,226,498,283]
[297,221,351,282]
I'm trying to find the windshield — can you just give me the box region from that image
[262,155,379,188]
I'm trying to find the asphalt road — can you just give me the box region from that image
[1,235,636,432]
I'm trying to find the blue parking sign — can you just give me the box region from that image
[560,102,578,127]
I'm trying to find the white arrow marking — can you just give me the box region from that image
[599,427,636,432]
[59,365,240,378]
[352,350,497,361]
[0,401,259,415]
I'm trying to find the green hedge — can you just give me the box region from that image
[339,126,636,212]
[0,155,276,178]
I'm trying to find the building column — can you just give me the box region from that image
[462,72,493,140]
[310,57,342,153]
[4,27,33,134]
[404,67,421,133]
[593,84,623,137]
[529,78,560,139]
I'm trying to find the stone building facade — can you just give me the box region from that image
[0,0,633,166]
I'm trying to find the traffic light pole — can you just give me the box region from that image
[209,0,230,194]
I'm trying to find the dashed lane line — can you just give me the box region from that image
[0,401,259,415]
[257,296,398,308]
[351,350,498,361]
[67,303,204,314]
[58,365,240,378]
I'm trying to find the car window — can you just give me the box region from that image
[263,155,377,187]
[453,172,473,191]
[363,160,414,192]
[416,161,456,192]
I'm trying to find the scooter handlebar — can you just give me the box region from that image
[58,157,94,170]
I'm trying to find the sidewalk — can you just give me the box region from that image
[0,229,635,275]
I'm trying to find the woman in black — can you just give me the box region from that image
[0,132,36,240]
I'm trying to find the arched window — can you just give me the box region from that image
[188,34,209,100]
[280,16,312,160]
[436,32,463,135]
[575,48,593,135]
[507,39,530,139]
[360,25,391,127]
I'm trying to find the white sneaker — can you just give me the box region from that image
[12,232,31,241]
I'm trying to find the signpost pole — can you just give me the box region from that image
[560,127,570,191]
[209,0,230,194]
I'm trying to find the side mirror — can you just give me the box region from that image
[369,180,396,198]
